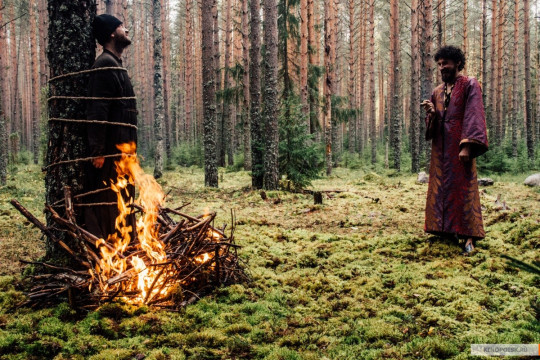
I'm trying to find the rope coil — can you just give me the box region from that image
[49,67,128,83]
[49,118,138,130]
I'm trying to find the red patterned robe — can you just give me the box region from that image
[424,75,488,239]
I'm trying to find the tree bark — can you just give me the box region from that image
[347,0,356,154]
[160,0,172,164]
[262,0,279,190]
[300,0,310,125]
[0,0,7,185]
[324,0,336,176]
[29,0,40,164]
[369,0,376,164]
[523,0,533,159]
[152,0,164,179]
[411,0,421,173]
[420,0,433,168]
[462,0,468,75]
[242,0,251,170]
[202,0,218,187]
[46,0,96,262]
[185,0,194,143]
[223,0,234,166]
[250,0,263,188]
[390,0,401,171]
[481,0,488,108]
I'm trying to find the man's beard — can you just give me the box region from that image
[441,70,456,83]
[116,35,132,48]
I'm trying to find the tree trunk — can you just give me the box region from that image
[185,0,194,143]
[250,0,263,188]
[29,0,40,164]
[202,0,218,187]
[369,0,376,164]
[347,0,356,154]
[420,0,433,168]
[46,0,96,261]
[300,0,309,126]
[390,0,401,171]
[462,0,467,74]
[489,0,497,140]
[481,0,488,108]
[152,0,164,179]
[223,0,234,166]
[436,0,444,84]
[38,0,49,88]
[523,0,533,159]
[242,0,251,170]
[511,0,519,157]
[262,0,279,190]
[495,0,505,146]
[0,0,7,185]
[411,0,421,173]
[307,0,319,136]
[160,0,172,164]
[324,0,336,176]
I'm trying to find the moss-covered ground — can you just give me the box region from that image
[0,165,538,359]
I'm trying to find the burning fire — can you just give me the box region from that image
[95,142,173,303]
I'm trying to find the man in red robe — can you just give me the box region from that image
[421,46,488,254]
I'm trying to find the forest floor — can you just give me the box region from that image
[0,164,539,360]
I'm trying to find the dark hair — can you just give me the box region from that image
[434,46,466,71]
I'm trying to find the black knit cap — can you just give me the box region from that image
[92,14,122,46]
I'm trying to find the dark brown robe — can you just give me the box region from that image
[424,75,488,239]
[84,50,137,240]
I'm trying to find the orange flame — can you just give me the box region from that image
[95,142,172,303]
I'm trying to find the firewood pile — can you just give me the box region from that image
[10,193,248,310]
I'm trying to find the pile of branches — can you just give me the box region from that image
[10,189,248,310]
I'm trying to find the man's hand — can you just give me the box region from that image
[421,100,435,115]
[92,156,105,168]
[459,144,470,162]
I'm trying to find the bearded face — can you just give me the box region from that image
[437,58,460,83]
[113,25,132,48]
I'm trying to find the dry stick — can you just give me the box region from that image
[144,266,167,304]
[160,220,186,243]
[46,205,124,259]
[10,199,89,267]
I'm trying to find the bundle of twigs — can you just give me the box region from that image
[10,188,248,310]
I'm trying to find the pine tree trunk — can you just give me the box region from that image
[347,0,356,154]
[0,0,7,185]
[462,0,468,74]
[262,0,279,190]
[523,0,533,159]
[202,0,218,187]
[250,0,263,188]
[307,0,319,136]
[369,0,376,165]
[511,0,519,157]
[29,0,40,164]
[420,0,433,168]
[436,0,444,84]
[495,0,505,146]
[390,0,401,171]
[46,0,96,261]
[38,0,49,88]
[160,0,172,164]
[481,0,488,108]
[185,0,194,144]
[242,0,251,170]
[411,0,421,173]
[223,0,234,166]
[489,0,497,141]
[324,0,335,176]
[105,0,113,14]
[152,0,164,179]
[300,0,309,127]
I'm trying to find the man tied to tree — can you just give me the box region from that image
[421,45,488,255]
[84,14,137,240]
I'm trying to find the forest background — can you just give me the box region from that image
[0,0,539,184]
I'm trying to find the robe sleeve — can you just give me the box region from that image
[425,92,437,141]
[86,65,121,157]
[460,77,488,159]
